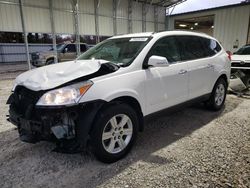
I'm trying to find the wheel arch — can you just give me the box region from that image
[46,56,55,63]
[217,73,229,87]
[109,96,144,132]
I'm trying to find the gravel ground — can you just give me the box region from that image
[0,79,249,188]
[0,63,29,80]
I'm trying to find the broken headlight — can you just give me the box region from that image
[36,80,93,106]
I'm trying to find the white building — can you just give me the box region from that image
[168,3,250,52]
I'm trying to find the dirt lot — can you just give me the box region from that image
[0,79,249,188]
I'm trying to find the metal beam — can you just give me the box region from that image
[142,2,146,32]
[166,5,176,30]
[154,5,158,32]
[113,0,117,35]
[165,7,168,30]
[128,0,133,33]
[72,0,80,56]
[19,0,31,70]
[94,0,100,43]
[49,0,57,63]
[132,0,185,7]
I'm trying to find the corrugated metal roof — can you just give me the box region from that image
[134,0,186,8]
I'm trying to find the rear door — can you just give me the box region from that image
[176,36,214,99]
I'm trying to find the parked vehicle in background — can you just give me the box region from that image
[7,31,231,163]
[31,43,89,67]
[231,44,250,88]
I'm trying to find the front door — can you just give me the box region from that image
[144,36,189,115]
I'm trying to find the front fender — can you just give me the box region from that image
[103,89,140,103]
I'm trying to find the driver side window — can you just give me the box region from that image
[66,44,76,53]
[147,36,181,64]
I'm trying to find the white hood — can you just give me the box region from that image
[15,60,108,91]
[231,54,250,61]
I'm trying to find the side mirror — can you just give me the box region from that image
[64,48,68,53]
[148,55,169,67]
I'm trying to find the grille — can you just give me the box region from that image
[231,62,250,68]
[31,53,39,60]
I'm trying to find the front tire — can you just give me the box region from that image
[46,59,55,65]
[206,78,227,111]
[90,103,139,163]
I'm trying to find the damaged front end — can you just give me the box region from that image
[6,62,118,152]
[230,69,250,93]
[6,85,105,152]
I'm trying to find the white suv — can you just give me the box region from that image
[7,31,231,163]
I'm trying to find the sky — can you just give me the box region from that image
[169,0,243,15]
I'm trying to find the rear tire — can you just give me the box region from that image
[206,78,227,111]
[90,103,139,163]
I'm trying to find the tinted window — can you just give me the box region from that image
[80,44,87,52]
[147,37,181,63]
[177,36,206,61]
[201,38,221,56]
[66,44,76,52]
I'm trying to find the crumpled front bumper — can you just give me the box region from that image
[7,102,78,143]
[7,90,105,154]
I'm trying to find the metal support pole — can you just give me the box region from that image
[154,5,158,32]
[113,0,117,35]
[94,0,100,43]
[166,5,176,31]
[0,45,5,63]
[72,0,80,56]
[49,0,58,63]
[142,2,146,32]
[165,7,168,30]
[128,0,132,33]
[19,0,31,70]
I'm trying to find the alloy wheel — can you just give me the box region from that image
[102,114,133,154]
[215,83,225,106]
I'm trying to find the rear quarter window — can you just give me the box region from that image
[201,38,221,56]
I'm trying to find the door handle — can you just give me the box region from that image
[206,64,214,68]
[178,69,188,75]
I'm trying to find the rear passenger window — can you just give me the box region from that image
[147,37,181,63]
[201,38,221,56]
[176,36,206,61]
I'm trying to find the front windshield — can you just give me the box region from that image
[77,37,151,66]
[234,46,250,55]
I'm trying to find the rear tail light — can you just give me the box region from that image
[226,51,232,61]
